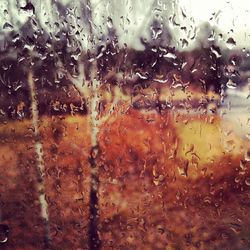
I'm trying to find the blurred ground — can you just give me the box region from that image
[0,108,249,250]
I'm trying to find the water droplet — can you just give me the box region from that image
[107,17,113,29]
[12,33,20,43]
[164,52,176,59]
[181,39,188,49]
[226,37,236,49]
[3,22,13,31]
[230,223,241,234]
[235,176,241,183]
[211,46,221,58]
[0,224,9,244]
[20,2,35,16]
[151,26,162,39]
[246,133,250,140]
[240,160,247,171]
[226,79,237,89]
[178,161,189,177]
[203,196,212,204]
[153,175,165,186]
[136,72,148,80]
[91,146,99,160]
[244,149,250,162]
[156,225,165,234]
[245,178,250,186]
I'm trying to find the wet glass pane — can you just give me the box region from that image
[0,0,249,249]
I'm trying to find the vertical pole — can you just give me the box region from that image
[28,72,50,248]
[88,70,101,249]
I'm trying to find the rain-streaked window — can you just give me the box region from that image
[0,0,249,249]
